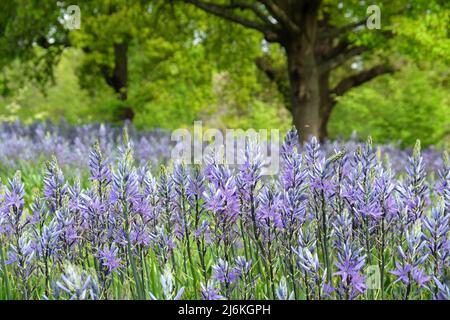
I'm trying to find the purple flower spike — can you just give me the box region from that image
[98,244,121,274]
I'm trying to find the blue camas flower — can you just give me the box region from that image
[0,125,447,300]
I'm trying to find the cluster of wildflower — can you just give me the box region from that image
[0,127,448,300]
[0,121,443,174]
[0,120,170,169]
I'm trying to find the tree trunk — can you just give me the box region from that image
[318,70,332,141]
[286,35,320,143]
[318,101,332,141]
[111,42,134,121]
[184,0,398,143]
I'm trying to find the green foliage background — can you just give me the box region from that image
[0,0,448,148]
[330,63,449,147]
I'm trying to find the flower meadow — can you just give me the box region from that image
[0,121,171,170]
[0,121,444,173]
[0,123,449,300]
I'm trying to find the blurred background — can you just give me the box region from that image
[0,0,448,148]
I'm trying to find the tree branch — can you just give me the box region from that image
[319,27,395,73]
[224,1,276,27]
[258,0,301,34]
[319,18,367,39]
[331,64,398,97]
[319,5,408,40]
[183,0,279,42]
[319,44,368,73]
